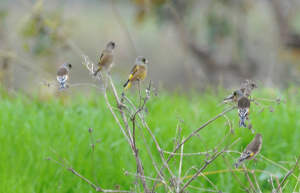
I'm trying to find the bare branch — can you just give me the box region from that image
[153,106,236,190]
[241,164,257,193]
[89,129,100,188]
[223,156,249,193]
[251,171,262,193]
[179,137,241,192]
[260,155,300,181]
[273,156,300,193]
[176,138,185,193]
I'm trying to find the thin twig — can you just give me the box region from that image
[223,156,249,193]
[106,75,149,192]
[251,171,262,193]
[135,120,171,192]
[242,164,257,193]
[153,106,236,191]
[269,175,276,192]
[89,130,100,188]
[197,172,221,193]
[179,137,241,192]
[49,147,102,191]
[123,83,177,188]
[177,138,185,193]
[260,155,300,181]
[273,156,300,193]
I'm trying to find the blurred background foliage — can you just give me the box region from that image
[1,0,300,94]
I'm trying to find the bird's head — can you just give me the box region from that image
[136,56,148,66]
[63,62,73,70]
[106,41,117,50]
[255,133,262,140]
[249,82,258,90]
[233,89,244,100]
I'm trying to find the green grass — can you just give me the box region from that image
[0,86,299,192]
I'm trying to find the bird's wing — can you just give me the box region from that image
[128,65,138,80]
[224,93,235,100]
[239,151,252,162]
[245,141,261,156]
[57,68,68,76]
[239,140,262,162]
[98,50,105,65]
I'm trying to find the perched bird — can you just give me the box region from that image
[93,41,117,76]
[243,80,258,97]
[57,62,73,91]
[234,89,251,128]
[233,133,262,168]
[123,56,148,95]
[218,81,257,106]
[218,84,245,106]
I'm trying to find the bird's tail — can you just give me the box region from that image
[217,100,228,107]
[232,161,241,168]
[238,109,248,128]
[58,83,67,91]
[93,66,102,76]
[123,79,130,88]
[122,81,132,95]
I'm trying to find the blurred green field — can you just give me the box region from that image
[0,85,299,192]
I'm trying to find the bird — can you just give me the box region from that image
[218,81,257,106]
[57,62,73,91]
[243,80,258,97]
[218,84,245,106]
[93,41,117,76]
[233,133,262,168]
[122,56,148,95]
[234,89,251,128]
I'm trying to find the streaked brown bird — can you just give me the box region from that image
[57,62,73,91]
[233,133,262,168]
[243,80,258,97]
[122,56,148,95]
[93,41,117,76]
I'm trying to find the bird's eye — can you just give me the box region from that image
[142,59,146,62]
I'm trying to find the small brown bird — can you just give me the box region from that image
[122,56,148,95]
[93,41,117,76]
[57,62,72,91]
[243,80,258,97]
[234,89,251,128]
[233,133,262,168]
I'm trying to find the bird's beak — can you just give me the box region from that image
[115,44,118,48]
[145,60,149,64]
